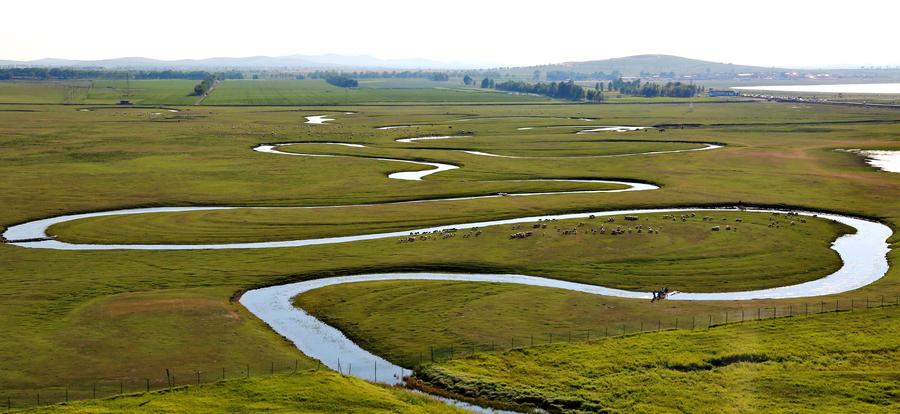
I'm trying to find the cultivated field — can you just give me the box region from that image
[0,91,898,411]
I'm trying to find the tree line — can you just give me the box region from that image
[323,75,358,88]
[308,70,449,81]
[493,79,604,102]
[490,78,702,101]
[606,78,702,97]
[0,67,244,81]
[545,70,622,81]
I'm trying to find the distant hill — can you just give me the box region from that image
[0,54,806,77]
[516,55,786,77]
[0,54,486,70]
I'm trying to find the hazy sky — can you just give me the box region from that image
[2,0,898,67]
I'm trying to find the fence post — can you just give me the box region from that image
[450,344,454,359]
[271,361,274,375]
[586,330,590,342]
[805,303,808,316]
[568,331,572,342]
[373,360,377,383]
[530,334,534,346]
[790,304,793,317]
[222,367,225,380]
[708,314,712,329]
[93,383,96,399]
[757,308,761,320]
[835,300,839,312]
[120,380,124,394]
[430,346,434,362]
[657,320,661,331]
[692,316,695,329]
[640,321,643,332]
[196,371,200,386]
[725,312,728,324]
[549,333,553,344]
[146,379,150,392]
[491,340,495,352]
[604,327,608,337]
[675,318,679,329]
[820,301,824,313]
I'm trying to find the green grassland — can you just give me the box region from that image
[23,370,465,413]
[0,100,898,409]
[200,79,551,105]
[416,305,900,413]
[0,80,199,105]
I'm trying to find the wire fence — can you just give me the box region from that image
[2,361,319,411]
[4,294,899,411]
[418,294,900,365]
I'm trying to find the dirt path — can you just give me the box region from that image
[193,79,220,105]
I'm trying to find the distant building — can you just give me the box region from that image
[708,90,740,97]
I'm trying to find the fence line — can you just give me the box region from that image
[419,294,900,365]
[4,294,899,410]
[2,360,321,411]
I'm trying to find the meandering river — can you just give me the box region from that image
[3,115,892,412]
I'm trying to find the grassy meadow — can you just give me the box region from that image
[200,79,551,105]
[416,305,900,413]
[0,80,199,105]
[0,93,897,410]
[23,370,465,413]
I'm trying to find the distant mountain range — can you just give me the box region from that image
[0,54,493,70]
[515,55,788,76]
[0,54,872,77]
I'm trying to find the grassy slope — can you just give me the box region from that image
[417,306,900,413]
[0,101,897,404]
[23,370,464,413]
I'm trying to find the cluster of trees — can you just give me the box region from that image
[606,78,702,97]
[323,75,358,88]
[493,80,604,102]
[0,67,243,81]
[308,70,449,81]
[491,77,702,101]
[191,74,217,96]
[463,72,504,86]
[545,70,622,81]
